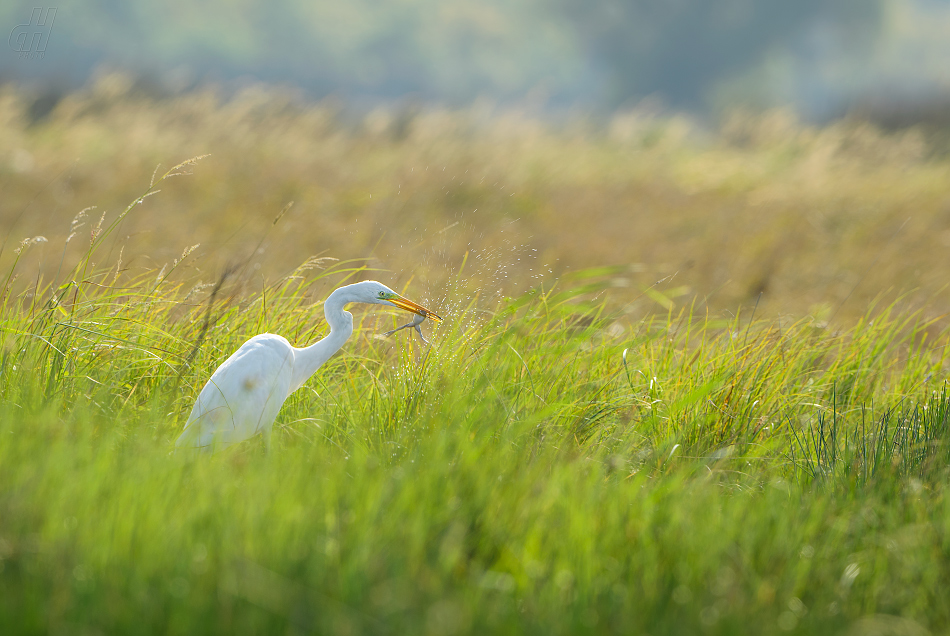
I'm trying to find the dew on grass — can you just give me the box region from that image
[841,563,860,588]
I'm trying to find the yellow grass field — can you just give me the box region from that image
[4,74,950,325]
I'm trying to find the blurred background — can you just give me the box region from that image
[2,0,950,322]
[5,0,950,120]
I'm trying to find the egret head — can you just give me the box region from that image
[349,280,442,322]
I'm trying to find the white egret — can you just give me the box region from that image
[175,280,441,451]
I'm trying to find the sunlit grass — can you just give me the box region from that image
[4,82,950,633]
[4,76,950,323]
[3,172,950,633]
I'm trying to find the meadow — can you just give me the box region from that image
[2,77,950,634]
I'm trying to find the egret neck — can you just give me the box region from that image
[288,287,354,393]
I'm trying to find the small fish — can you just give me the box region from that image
[383,312,430,344]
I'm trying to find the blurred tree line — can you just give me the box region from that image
[562,0,882,108]
[0,0,884,112]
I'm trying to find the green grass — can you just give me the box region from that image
[3,175,950,634]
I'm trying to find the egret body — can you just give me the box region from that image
[175,280,440,451]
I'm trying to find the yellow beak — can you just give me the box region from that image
[388,295,442,322]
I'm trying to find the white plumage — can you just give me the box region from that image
[175,280,440,451]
